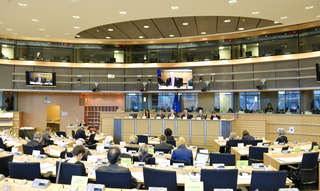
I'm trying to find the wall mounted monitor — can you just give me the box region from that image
[158,69,193,90]
[26,71,56,87]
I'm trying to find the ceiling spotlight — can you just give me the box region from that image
[75,35,80,38]
[201,32,206,35]
[119,11,127,15]
[305,5,314,10]
[6,28,12,31]
[105,36,111,39]
[72,15,80,19]
[73,26,80,29]
[138,36,144,39]
[39,28,45,31]
[228,0,237,4]
[224,19,231,23]
[171,5,179,10]
[31,19,39,22]
[238,27,245,31]
[169,34,175,37]
[280,16,288,20]
[143,25,150,29]
[17,2,28,7]
[251,11,260,15]
[96,29,100,32]
[107,28,114,32]
[274,21,280,24]
[182,22,189,26]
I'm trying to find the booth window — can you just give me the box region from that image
[278,91,301,113]
[239,92,261,112]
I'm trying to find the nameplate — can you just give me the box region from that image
[183,117,187,120]
[237,143,244,147]
[172,163,184,168]
[32,150,41,158]
[169,117,174,120]
[236,160,248,168]
[196,117,201,120]
[156,117,161,120]
[212,163,225,169]
[120,148,127,153]
[133,162,145,167]
[87,155,98,163]
[257,143,263,147]
[120,141,126,146]
[185,181,203,191]
[142,116,147,119]
[149,187,167,191]
[218,136,223,141]
[128,150,137,154]
[71,176,88,187]
[128,116,133,119]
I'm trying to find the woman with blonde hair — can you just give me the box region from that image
[171,137,193,165]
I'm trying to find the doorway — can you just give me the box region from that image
[46,105,60,132]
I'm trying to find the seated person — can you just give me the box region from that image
[242,130,255,140]
[210,111,221,120]
[137,144,153,162]
[129,135,138,145]
[68,145,87,175]
[41,127,52,147]
[181,108,193,119]
[154,135,173,151]
[168,109,177,119]
[156,109,166,119]
[75,127,87,140]
[26,132,45,154]
[96,147,137,188]
[265,103,274,113]
[171,137,193,165]
[228,132,238,140]
[196,108,207,119]
[74,139,91,160]
[275,129,288,144]
[142,109,150,119]
[164,128,175,142]
[103,136,114,147]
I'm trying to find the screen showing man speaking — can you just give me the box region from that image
[158,69,193,90]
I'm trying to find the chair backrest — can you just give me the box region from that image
[143,167,177,191]
[87,134,96,144]
[8,162,41,180]
[250,171,287,191]
[95,170,132,188]
[225,140,242,153]
[209,153,235,166]
[243,140,263,146]
[125,146,139,152]
[137,135,148,144]
[166,140,176,147]
[154,148,171,154]
[200,169,238,191]
[72,130,76,139]
[0,155,13,176]
[145,157,156,165]
[22,144,43,155]
[300,152,319,169]
[56,131,67,137]
[0,138,5,149]
[60,151,73,159]
[248,146,269,165]
[56,162,84,184]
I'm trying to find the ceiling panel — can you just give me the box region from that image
[237,17,260,30]
[258,20,279,28]
[217,16,239,33]
[101,24,129,39]
[133,19,163,39]
[174,17,197,37]
[114,22,144,39]
[152,17,180,38]
[196,16,218,35]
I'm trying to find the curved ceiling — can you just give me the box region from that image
[77,16,278,39]
[0,0,319,41]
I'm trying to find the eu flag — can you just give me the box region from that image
[172,94,181,113]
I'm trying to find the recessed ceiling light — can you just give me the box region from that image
[31,19,39,22]
[251,11,260,15]
[201,32,207,35]
[169,34,175,37]
[224,19,231,23]
[238,27,245,31]
[182,22,189,26]
[280,16,288,20]
[96,29,100,32]
[73,26,80,29]
[138,36,144,39]
[305,5,314,10]
[143,25,150,29]
[228,0,237,4]
[107,28,114,32]
[6,28,13,31]
[72,15,80,19]
[170,5,179,10]
[105,36,111,39]
[119,11,127,15]
[75,35,80,38]
[17,2,28,7]
[39,28,45,31]
[274,21,280,24]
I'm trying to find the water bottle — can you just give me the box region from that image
[3,179,11,191]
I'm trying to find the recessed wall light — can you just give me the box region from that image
[182,22,189,26]
[201,32,207,35]
[75,35,80,38]
[107,28,114,32]
[119,11,127,15]
[280,16,288,20]
[170,5,179,10]
[224,19,231,23]
[228,0,237,4]
[169,34,175,37]
[72,16,80,19]
[6,28,13,31]
[143,25,150,29]
[238,27,245,31]
[305,5,314,10]
[39,28,45,31]
[105,36,111,39]
[73,26,80,29]
[31,19,39,22]
[138,36,144,39]
[251,11,260,15]
[17,2,28,7]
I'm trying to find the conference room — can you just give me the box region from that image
[0,0,320,190]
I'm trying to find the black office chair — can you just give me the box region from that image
[60,151,73,159]
[8,162,41,180]
[154,148,172,154]
[145,157,156,165]
[201,169,238,191]
[71,130,76,139]
[0,138,12,151]
[95,170,134,188]
[56,131,67,137]
[22,144,44,155]
[0,155,13,176]
[56,162,85,184]
[137,135,148,144]
[166,140,176,147]
[143,167,177,191]
[248,146,268,165]
[209,153,236,166]
[225,140,242,153]
[125,146,139,152]
[243,140,263,146]
[288,152,319,189]
[250,170,287,191]
[86,134,98,145]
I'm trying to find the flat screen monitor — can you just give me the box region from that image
[158,69,193,90]
[26,71,56,87]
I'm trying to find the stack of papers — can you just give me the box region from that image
[275,157,302,163]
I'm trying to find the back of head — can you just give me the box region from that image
[105,136,113,145]
[108,147,121,164]
[164,128,172,137]
[242,130,249,137]
[176,137,186,148]
[139,143,148,154]
[278,129,285,136]
[33,132,42,142]
[72,145,85,156]
[129,135,138,144]
[159,135,166,142]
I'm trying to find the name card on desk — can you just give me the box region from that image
[142,116,147,119]
[49,148,61,156]
[257,142,263,147]
[196,117,202,120]
[313,145,319,151]
[172,163,184,168]
[148,148,154,154]
[120,141,126,146]
[237,143,244,148]
[11,147,18,154]
[185,181,204,191]
[183,117,187,120]
[121,158,132,166]
[129,116,133,119]
[32,150,40,158]
[169,117,174,120]
[218,136,223,141]
[236,160,248,168]
[156,116,161,120]
[133,162,145,167]
[120,148,127,153]
[149,187,167,191]
[71,176,88,187]
[157,159,170,167]
[87,155,98,163]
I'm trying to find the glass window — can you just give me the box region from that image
[157,93,175,112]
[181,93,198,112]
[214,93,234,113]
[239,92,261,112]
[313,90,320,114]
[125,93,143,112]
[278,91,301,113]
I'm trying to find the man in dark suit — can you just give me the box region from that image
[165,72,178,87]
[196,108,207,119]
[171,137,193,165]
[25,132,45,154]
[75,127,87,140]
[156,109,166,119]
[154,135,173,151]
[96,147,137,188]
[33,74,46,84]
[181,108,193,119]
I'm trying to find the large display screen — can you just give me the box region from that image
[26,71,56,86]
[158,69,193,90]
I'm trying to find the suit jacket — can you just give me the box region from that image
[96,164,137,188]
[154,142,173,151]
[75,129,87,140]
[171,145,193,165]
[181,114,193,119]
[196,114,207,119]
[26,140,45,154]
[276,135,288,144]
[210,115,221,120]
[41,133,51,147]
[156,114,166,119]
[166,135,175,142]
[242,134,255,141]
[165,77,178,86]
